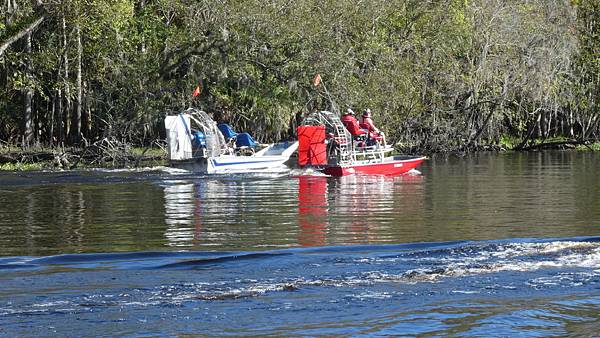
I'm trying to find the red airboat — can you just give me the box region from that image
[297,111,425,176]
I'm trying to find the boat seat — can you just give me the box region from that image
[342,120,366,137]
[358,122,384,146]
[235,132,258,148]
[192,130,206,148]
[218,123,238,140]
[218,123,258,149]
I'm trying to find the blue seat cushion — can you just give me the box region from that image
[235,133,257,148]
[218,123,238,140]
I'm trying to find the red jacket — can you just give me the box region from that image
[341,115,366,136]
[359,116,379,133]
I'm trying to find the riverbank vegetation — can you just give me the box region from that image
[1,0,599,159]
[0,143,165,170]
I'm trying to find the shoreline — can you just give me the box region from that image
[1,140,598,172]
[0,145,166,171]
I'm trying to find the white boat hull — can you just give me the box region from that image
[170,141,298,175]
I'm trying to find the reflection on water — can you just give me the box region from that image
[0,151,600,255]
[330,174,425,245]
[298,176,328,246]
[160,174,425,249]
[163,183,202,246]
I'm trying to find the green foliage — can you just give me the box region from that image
[576,142,600,151]
[0,0,599,151]
[499,136,519,150]
[0,162,44,171]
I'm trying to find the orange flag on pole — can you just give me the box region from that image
[192,83,202,97]
[312,74,322,87]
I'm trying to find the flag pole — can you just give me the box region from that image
[312,74,339,115]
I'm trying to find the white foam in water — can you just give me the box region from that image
[357,241,600,285]
[13,241,599,315]
[557,247,600,268]
[158,166,192,175]
[91,164,324,178]
[32,300,72,308]
[288,168,328,177]
[351,291,393,300]
[162,277,375,302]
[0,307,15,315]
[414,241,600,281]
[451,290,480,294]
[406,168,421,175]
[86,166,176,173]
[527,271,599,288]
[486,241,600,259]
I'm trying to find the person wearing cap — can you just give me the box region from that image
[359,109,379,133]
[359,108,384,144]
[341,108,366,136]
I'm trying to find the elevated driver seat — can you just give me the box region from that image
[217,123,258,151]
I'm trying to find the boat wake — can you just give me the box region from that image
[3,237,600,336]
[3,237,600,284]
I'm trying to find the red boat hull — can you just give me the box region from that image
[322,156,426,176]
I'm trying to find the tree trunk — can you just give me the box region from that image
[71,23,82,144]
[569,108,574,138]
[50,92,55,145]
[5,0,18,26]
[139,0,146,53]
[540,111,546,140]
[62,15,71,143]
[516,108,543,150]
[23,32,34,148]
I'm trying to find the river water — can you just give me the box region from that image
[1,151,599,336]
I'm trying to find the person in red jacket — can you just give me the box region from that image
[359,109,384,144]
[341,109,366,136]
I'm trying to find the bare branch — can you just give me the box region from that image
[0,15,44,56]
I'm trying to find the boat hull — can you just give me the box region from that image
[170,141,298,174]
[170,156,291,174]
[208,155,291,174]
[322,156,426,176]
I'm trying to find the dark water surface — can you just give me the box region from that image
[1,151,599,336]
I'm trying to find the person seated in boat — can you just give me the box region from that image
[359,109,384,145]
[341,109,366,137]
